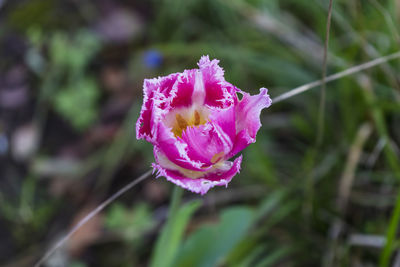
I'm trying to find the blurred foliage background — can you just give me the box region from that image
[0,0,400,266]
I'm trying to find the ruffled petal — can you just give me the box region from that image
[208,105,236,144]
[158,73,180,99]
[180,121,233,167]
[136,87,155,142]
[153,152,242,195]
[170,70,196,108]
[229,88,272,157]
[198,55,224,84]
[198,56,235,108]
[136,74,179,141]
[155,123,209,171]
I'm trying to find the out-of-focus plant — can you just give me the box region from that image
[54,77,99,130]
[105,202,155,241]
[150,188,201,267]
[27,29,101,131]
[50,31,101,130]
[0,177,57,246]
[172,206,254,267]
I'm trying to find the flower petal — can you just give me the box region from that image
[136,74,178,141]
[208,105,236,144]
[158,73,179,99]
[170,70,196,108]
[198,56,235,108]
[153,153,243,195]
[180,121,233,167]
[229,88,272,157]
[136,87,155,142]
[155,123,208,171]
[198,55,224,84]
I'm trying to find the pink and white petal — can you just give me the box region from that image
[170,70,196,108]
[228,88,272,157]
[136,80,157,142]
[136,74,179,141]
[180,122,233,166]
[225,83,241,105]
[153,155,243,195]
[236,88,272,137]
[228,129,254,158]
[155,124,209,171]
[208,105,236,143]
[158,73,179,99]
[205,82,233,108]
[198,56,235,108]
[191,70,206,106]
[198,55,225,82]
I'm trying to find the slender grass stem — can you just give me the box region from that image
[316,0,334,146]
[304,0,334,230]
[273,51,400,103]
[380,193,400,267]
[34,170,152,267]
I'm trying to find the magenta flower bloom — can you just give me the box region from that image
[136,56,271,194]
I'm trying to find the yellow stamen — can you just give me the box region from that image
[194,110,201,126]
[211,151,224,163]
[176,114,188,130]
[170,109,208,137]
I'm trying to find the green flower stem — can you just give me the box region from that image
[150,186,185,267]
[169,186,184,219]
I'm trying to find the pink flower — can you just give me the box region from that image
[136,56,272,194]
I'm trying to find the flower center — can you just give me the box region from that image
[170,109,208,137]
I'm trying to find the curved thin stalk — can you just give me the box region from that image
[273,51,400,103]
[34,170,152,267]
[316,0,334,146]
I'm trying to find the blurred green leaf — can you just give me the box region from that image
[254,247,292,267]
[173,206,254,267]
[150,199,202,267]
[54,78,99,130]
[105,203,155,241]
